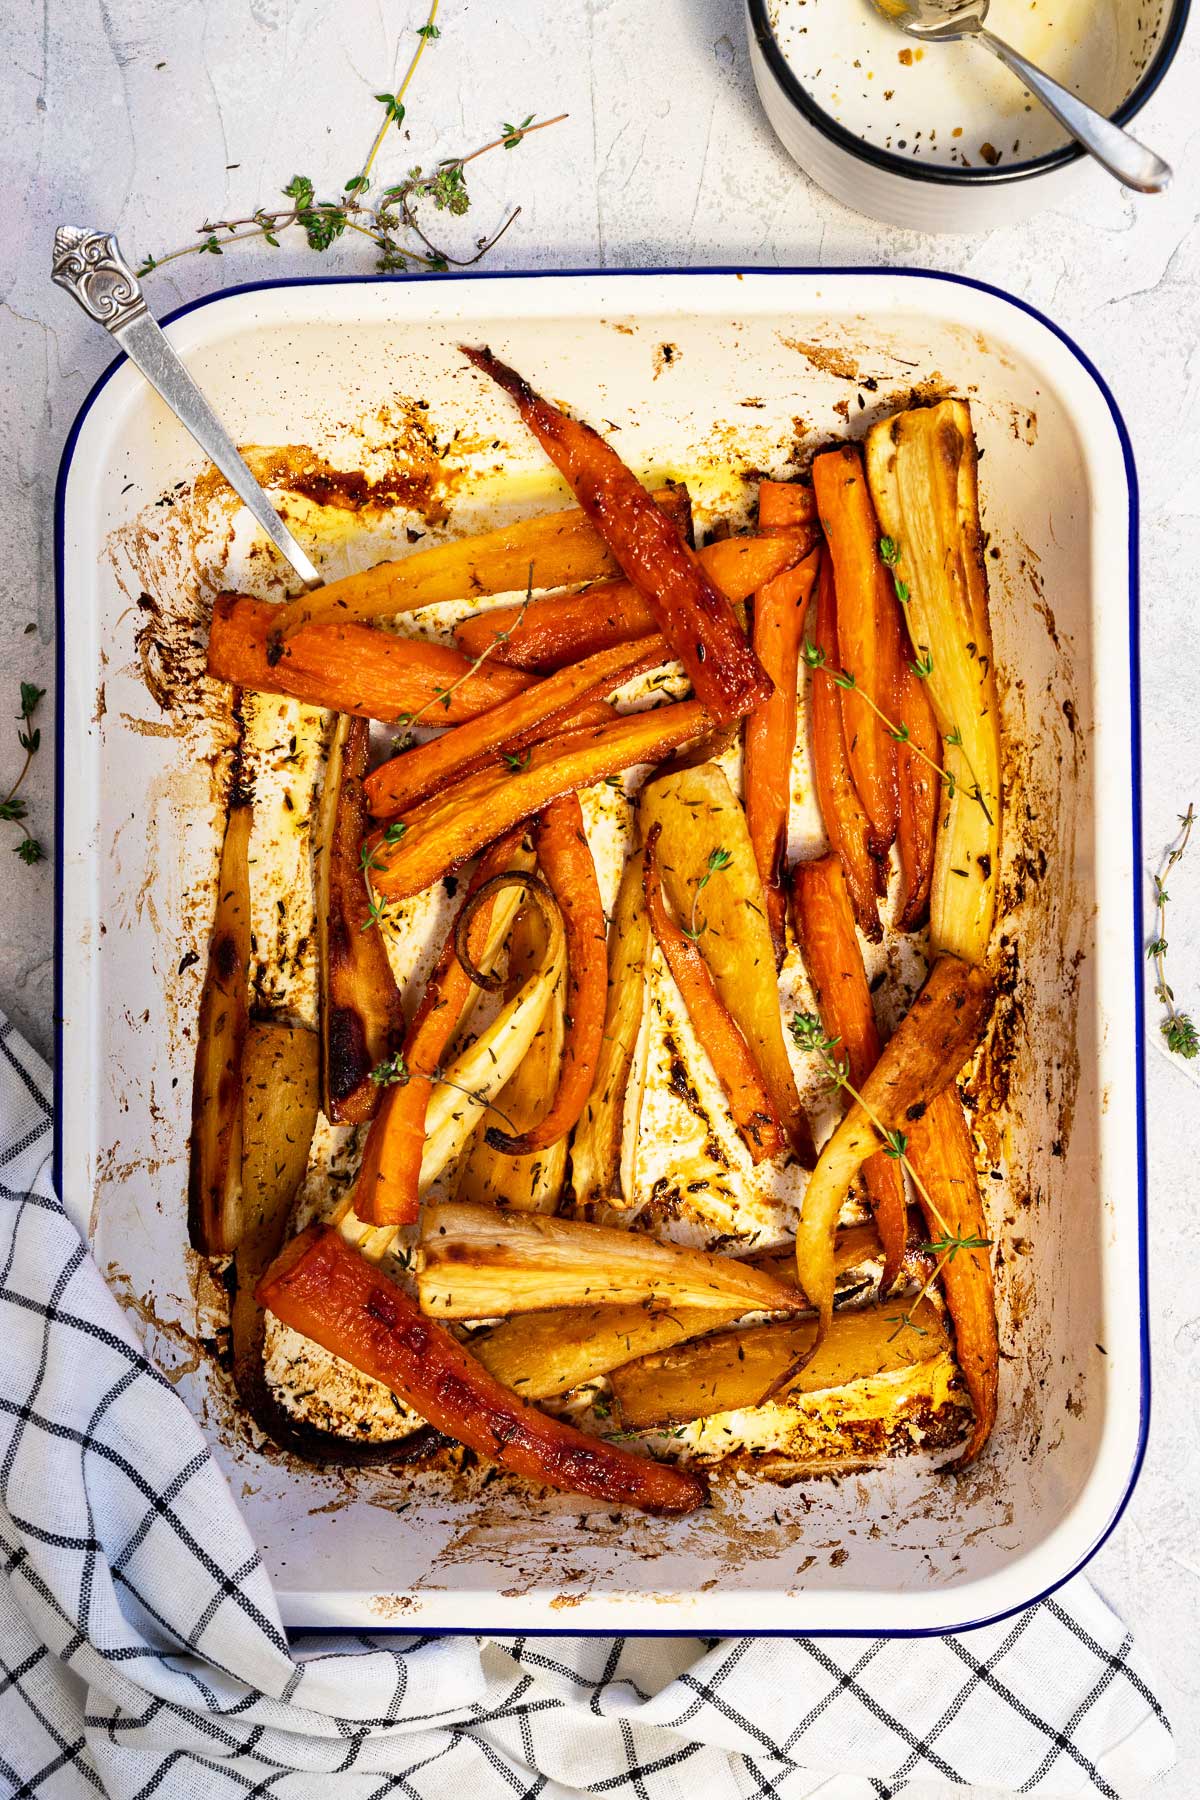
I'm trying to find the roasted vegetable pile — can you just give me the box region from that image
[187,356,1004,1515]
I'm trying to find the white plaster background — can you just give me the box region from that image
[1,1,1197,1791]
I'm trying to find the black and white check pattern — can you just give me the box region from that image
[0,1012,1173,1799]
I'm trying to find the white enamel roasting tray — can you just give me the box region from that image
[55,270,1146,1634]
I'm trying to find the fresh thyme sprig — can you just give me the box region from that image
[368,1047,517,1131]
[0,683,45,867]
[135,2,567,279]
[391,565,535,752]
[1148,803,1198,1059]
[683,846,732,941]
[789,1011,992,1342]
[802,639,994,826]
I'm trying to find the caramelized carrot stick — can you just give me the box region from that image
[895,654,941,932]
[813,446,902,860]
[207,594,533,724]
[462,346,772,724]
[809,558,881,941]
[268,486,694,643]
[758,480,818,533]
[365,702,709,905]
[643,826,787,1164]
[745,551,820,963]
[906,1086,998,1462]
[453,531,816,672]
[363,635,671,818]
[484,795,608,1156]
[315,717,406,1124]
[790,854,907,1288]
[257,1225,707,1515]
[353,830,532,1227]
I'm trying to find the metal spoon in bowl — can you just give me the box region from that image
[870,0,1171,193]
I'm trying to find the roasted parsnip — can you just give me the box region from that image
[865,401,1001,965]
[610,1296,951,1431]
[417,1203,810,1320]
[795,956,994,1335]
[316,716,406,1123]
[462,346,772,723]
[258,1225,707,1515]
[188,793,252,1255]
[566,849,650,1211]
[639,763,817,1166]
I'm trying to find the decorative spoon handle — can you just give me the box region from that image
[51,226,321,586]
[975,30,1172,193]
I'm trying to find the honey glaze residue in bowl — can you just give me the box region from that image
[766,0,1165,170]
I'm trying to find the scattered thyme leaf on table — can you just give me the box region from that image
[1148,802,1198,1059]
[0,682,45,867]
[134,0,566,279]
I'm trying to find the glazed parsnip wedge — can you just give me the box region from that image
[269,485,693,642]
[566,850,651,1211]
[865,400,1001,965]
[315,716,406,1123]
[610,1296,951,1431]
[639,762,817,1166]
[417,1203,809,1320]
[188,794,252,1255]
[794,955,994,1335]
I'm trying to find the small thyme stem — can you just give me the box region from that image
[1149,803,1198,1059]
[357,0,442,190]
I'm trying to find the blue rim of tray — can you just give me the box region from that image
[52,264,1148,1638]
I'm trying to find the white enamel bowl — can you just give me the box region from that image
[747,0,1188,230]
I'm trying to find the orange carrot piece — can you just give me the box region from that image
[745,550,820,964]
[257,1225,707,1514]
[907,1085,999,1462]
[813,446,902,861]
[809,558,881,942]
[318,718,406,1124]
[363,635,671,819]
[353,830,531,1227]
[758,480,819,533]
[789,854,907,1288]
[207,593,533,724]
[365,702,709,905]
[484,795,607,1156]
[895,654,941,932]
[453,531,816,672]
[643,826,787,1164]
[462,346,772,724]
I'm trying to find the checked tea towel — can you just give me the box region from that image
[0,1012,1174,1799]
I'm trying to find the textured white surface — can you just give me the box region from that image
[2,0,1197,1784]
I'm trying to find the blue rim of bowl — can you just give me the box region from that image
[747,0,1190,184]
[52,264,1148,1638]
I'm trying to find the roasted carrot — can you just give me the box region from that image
[745,550,820,963]
[808,558,881,941]
[353,830,533,1227]
[462,346,772,724]
[789,854,907,1289]
[758,480,819,533]
[453,531,816,672]
[268,485,693,643]
[484,795,608,1157]
[208,593,533,724]
[907,1085,998,1462]
[363,634,671,819]
[643,826,787,1164]
[894,651,941,932]
[257,1225,708,1515]
[315,717,406,1123]
[365,701,709,905]
[812,446,902,861]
